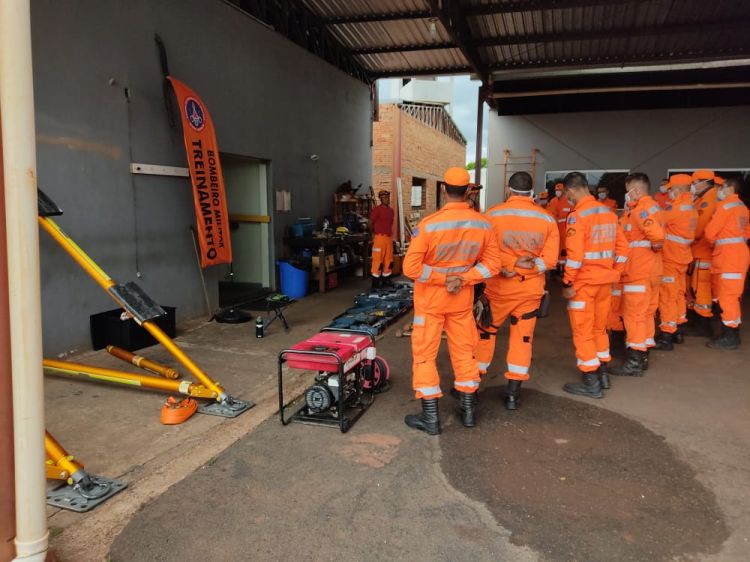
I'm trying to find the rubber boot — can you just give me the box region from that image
[450,387,480,403]
[597,364,611,390]
[405,398,441,435]
[371,276,381,291]
[505,379,522,410]
[563,372,603,399]
[610,349,644,377]
[707,326,741,350]
[673,327,685,344]
[683,315,712,337]
[381,275,394,288]
[652,332,674,351]
[609,330,626,359]
[456,392,477,428]
[642,350,649,371]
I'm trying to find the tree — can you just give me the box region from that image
[465,157,487,171]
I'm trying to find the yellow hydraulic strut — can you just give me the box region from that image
[45,430,126,512]
[106,345,180,380]
[37,190,252,417]
[44,358,216,398]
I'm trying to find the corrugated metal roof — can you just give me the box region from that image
[299,0,750,79]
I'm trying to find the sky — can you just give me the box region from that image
[378,75,489,166]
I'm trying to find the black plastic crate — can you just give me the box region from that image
[90,306,176,351]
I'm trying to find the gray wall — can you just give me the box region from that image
[486,105,750,208]
[31,0,372,355]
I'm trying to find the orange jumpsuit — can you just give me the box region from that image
[655,190,671,210]
[704,194,750,328]
[658,193,697,333]
[474,196,559,380]
[690,188,718,318]
[607,283,624,331]
[403,202,502,399]
[620,196,665,351]
[600,197,618,213]
[549,196,572,266]
[564,195,629,372]
[370,204,395,277]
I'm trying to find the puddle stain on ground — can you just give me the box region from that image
[334,432,402,469]
[439,388,730,562]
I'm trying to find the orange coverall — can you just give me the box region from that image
[474,196,559,381]
[620,196,665,351]
[607,283,624,331]
[690,188,718,318]
[601,198,618,213]
[549,196,572,265]
[564,195,629,372]
[704,194,750,328]
[403,202,502,399]
[658,193,697,333]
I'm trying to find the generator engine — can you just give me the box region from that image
[304,371,358,415]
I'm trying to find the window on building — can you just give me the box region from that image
[411,177,426,209]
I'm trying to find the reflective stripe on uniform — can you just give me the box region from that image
[579,206,611,217]
[584,250,613,260]
[597,350,611,359]
[611,289,622,296]
[434,265,471,274]
[626,341,646,348]
[507,363,529,375]
[534,257,546,272]
[696,260,711,269]
[679,204,694,211]
[721,272,743,280]
[478,361,490,371]
[615,255,628,263]
[418,265,432,282]
[455,380,480,390]
[722,318,741,327]
[425,220,490,233]
[629,240,651,248]
[475,262,492,279]
[371,247,382,252]
[413,316,425,326]
[566,259,582,269]
[662,276,675,283]
[489,209,554,223]
[577,358,600,367]
[723,201,743,210]
[567,301,585,310]
[715,236,745,246]
[623,284,646,293]
[417,385,442,397]
[557,218,567,223]
[646,338,655,347]
[648,205,660,214]
[665,234,692,244]
[623,224,632,231]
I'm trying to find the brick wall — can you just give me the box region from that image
[372,104,466,226]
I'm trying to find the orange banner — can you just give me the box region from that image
[168,76,232,267]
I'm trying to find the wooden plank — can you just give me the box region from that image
[229,214,271,223]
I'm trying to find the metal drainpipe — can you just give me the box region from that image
[0,1,49,560]
[474,86,485,188]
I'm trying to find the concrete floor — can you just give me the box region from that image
[46,278,750,561]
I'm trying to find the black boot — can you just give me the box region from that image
[673,327,685,344]
[505,380,522,410]
[563,372,603,399]
[381,275,394,288]
[642,350,649,371]
[405,398,441,435]
[456,392,477,428]
[683,315,712,337]
[371,276,381,291]
[609,330,626,358]
[611,349,644,377]
[707,326,741,350]
[597,364,611,390]
[652,332,673,351]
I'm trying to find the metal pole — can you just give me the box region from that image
[0,0,49,559]
[474,86,485,186]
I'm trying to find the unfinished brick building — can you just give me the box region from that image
[373,103,466,232]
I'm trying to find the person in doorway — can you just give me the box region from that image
[704,177,750,349]
[611,173,664,377]
[653,174,697,350]
[685,169,718,337]
[402,167,502,434]
[536,190,550,209]
[369,190,395,290]
[549,182,572,273]
[560,172,629,398]
[655,178,671,210]
[596,185,618,213]
[474,172,559,410]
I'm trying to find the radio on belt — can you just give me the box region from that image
[277,328,390,432]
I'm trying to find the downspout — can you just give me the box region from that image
[392,105,403,244]
[0,1,49,561]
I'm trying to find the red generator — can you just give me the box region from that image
[278,328,390,432]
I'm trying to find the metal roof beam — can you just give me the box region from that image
[322,9,432,25]
[466,0,638,16]
[478,18,750,47]
[353,42,455,55]
[371,66,472,78]
[427,0,489,82]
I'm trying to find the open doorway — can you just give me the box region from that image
[219,154,272,307]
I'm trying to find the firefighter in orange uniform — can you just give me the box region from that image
[369,190,395,289]
[474,172,559,410]
[550,182,572,272]
[686,169,718,336]
[655,178,671,209]
[704,177,750,349]
[402,167,502,434]
[611,173,665,376]
[596,185,618,213]
[560,172,629,397]
[537,190,550,209]
[653,174,697,350]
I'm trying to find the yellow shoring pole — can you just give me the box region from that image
[45,430,83,485]
[43,359,217,399]
[38,216,227,401]
[106,345,180,379]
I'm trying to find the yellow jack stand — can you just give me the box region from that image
[106,345,180,379]
[45,430,126,512]
[38,190,253,417]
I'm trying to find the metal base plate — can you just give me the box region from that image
[198,398,255,418]
[38,188,64,217]
[108,281,165,324]
[46,476,127,512]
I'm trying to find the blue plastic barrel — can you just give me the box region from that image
[277,261,309,299]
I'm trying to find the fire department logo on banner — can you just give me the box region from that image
[185,97,206,132]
